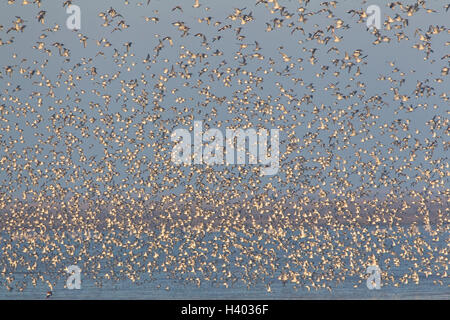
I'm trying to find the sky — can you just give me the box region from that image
[0,0,448,202]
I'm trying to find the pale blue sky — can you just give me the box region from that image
[0,0,448,199]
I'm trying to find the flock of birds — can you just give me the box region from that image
[0,0,448,297]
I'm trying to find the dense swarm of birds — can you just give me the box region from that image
[0,0,448,296]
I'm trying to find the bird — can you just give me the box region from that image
[36,11,46,24]
[0,0,447,301]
